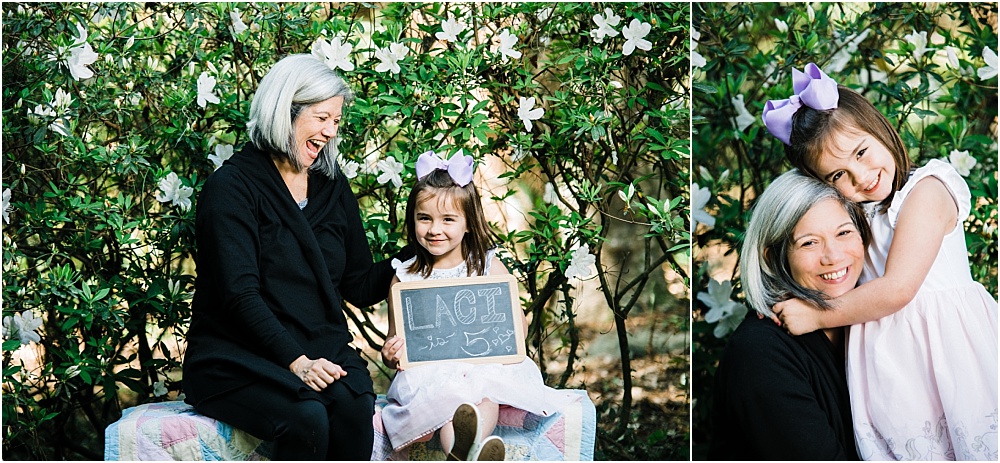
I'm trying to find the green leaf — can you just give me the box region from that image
[693,82,717,94]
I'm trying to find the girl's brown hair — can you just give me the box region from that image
[785,86,912,211]
[405,169,495,278]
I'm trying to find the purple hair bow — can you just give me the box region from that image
[762,63,840,145]
[415,150,474,186]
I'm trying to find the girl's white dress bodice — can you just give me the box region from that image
[849,159,998,460]
[380,250,580,450]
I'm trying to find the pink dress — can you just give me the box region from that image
[848,159,998,460]
[380,250,581,451]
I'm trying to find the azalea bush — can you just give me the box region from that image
[690,2,998,458]
[2,2,689,459]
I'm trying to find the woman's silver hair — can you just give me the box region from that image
[247,54,354,179]
[739,169,871,317]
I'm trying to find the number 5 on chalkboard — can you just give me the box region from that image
[389,275,527,369]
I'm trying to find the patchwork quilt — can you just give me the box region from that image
[105,390,595,461]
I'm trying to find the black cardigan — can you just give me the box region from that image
[709,314,859,460]
[183,143,404,405]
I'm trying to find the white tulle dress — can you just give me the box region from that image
[380,249,581,451]
[848,159,998,460]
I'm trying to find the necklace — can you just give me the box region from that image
[864,202,879,219]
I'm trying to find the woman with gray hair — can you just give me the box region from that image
[709,169,870,460]
[183,54,411,460]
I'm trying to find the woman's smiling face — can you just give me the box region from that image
[787,198,865,298]
[292,96,343,169]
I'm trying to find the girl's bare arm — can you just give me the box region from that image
[775,176,957,333]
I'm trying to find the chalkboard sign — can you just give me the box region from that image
[390,275,526,369]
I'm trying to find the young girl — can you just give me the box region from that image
[763,63,998,460]
[379,151,580,460]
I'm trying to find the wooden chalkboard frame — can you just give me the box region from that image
[389,275,526,369]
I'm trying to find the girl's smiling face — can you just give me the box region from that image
[414,190,468,269]
[811,126,896,203]
[292,96,343,169]
[787,198,865,298]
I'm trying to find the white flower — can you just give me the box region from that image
[340,160,360,179]
[774,18,788,33]
[3,310,43,345]
[731,94,754,133]
[55,23,98,81]
[2,188,10,224]
[691,29,706,69]
[590,8,621,44]
[621,19,652,56]
[609,80,623,89]
[52,88,73,112]
[312,37,354,72]
[565,245,596,282]
[208,144,233,170]
[903,30,929,61]
[536,7,553,22]
[495,29,522,60]
[698,166,712,182]
[978,46,998,81]
[542,182,558,204]
[517,96,544,132]
[196,72,220,108]
[376,158,404,188]
[691,50,707,69]
[50,118,71,137]
[374,42,408,75]
[153,381,168,397]
[28,104,55,125]
[155,172,194,211]
[945,46,961,70]
[64,41,98,81]
[697,279,748,338]
[807,4,816,22]
[230,10,248,35]
[691,183,715,231]
[948,149,977,176]
[617,182,636,204]
[436,18,466,43]
[827,29,870,73]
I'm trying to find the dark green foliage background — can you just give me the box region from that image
[2,2,689,460]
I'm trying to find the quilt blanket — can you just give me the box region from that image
[105,390,595,461]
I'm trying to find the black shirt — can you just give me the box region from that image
[709,314,859,460]
[183,143,407,405]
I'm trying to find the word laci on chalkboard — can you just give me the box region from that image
[390,275,526,369]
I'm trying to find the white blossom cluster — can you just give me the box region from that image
[697,279,748,338]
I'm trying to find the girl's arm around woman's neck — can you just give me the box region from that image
[800,176,959,329]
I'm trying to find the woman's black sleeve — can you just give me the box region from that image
[336,186,413,307]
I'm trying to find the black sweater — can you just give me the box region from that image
[183,143,403,405]
[709,314,859,460]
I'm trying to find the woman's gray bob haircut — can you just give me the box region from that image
[739,169,871,317]
[247,54,354,179]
